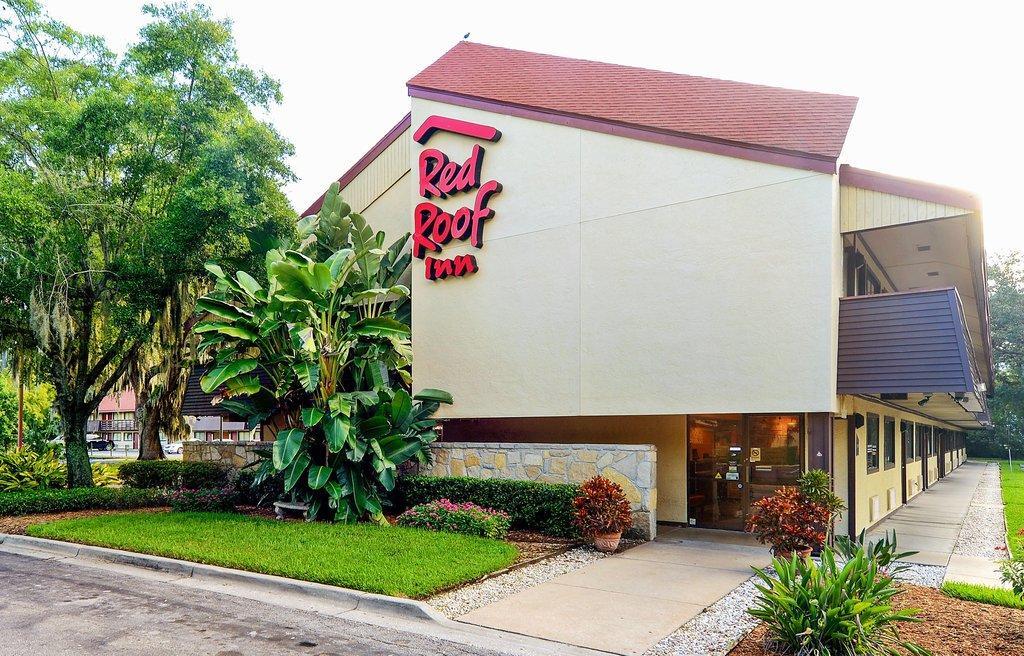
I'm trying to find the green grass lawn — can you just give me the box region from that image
[942,581,1024,610]
[26,511,518,598]
[976,458,1024,558]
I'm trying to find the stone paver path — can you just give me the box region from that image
[865,461,1008,588]
[457,529,769,656]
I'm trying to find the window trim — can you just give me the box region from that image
[883,416,897,470]
[866,413,880,474]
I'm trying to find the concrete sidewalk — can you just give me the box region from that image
[864,461,1007,587]
[458,529,770,655]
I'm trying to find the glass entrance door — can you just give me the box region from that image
[687,415,745,530]
[687,414,802,531]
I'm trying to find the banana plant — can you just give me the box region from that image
[194,182,451,522]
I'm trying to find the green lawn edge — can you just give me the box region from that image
[974,458,1023,558]
[941,581,1024,610]
[26,511,518,598]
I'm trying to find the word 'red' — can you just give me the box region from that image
[412,115,502,281]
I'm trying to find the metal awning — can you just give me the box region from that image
[838,288,990,428]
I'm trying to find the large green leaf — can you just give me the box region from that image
[272,428,304,470]
[413,388,454,404]
[390,389,412,429]
[215,324,259,340]
[294,361,320,392]
[324,415,350,453]
[196,297,251,322]
[200,359,259,393]
[324,480,341,509]
[225,374,260,395]
[307,465,332,490]
[301,407,324,428]
[235,270,264,298]
[328,393,353,417]
[284,452,311,492]
[353,317,410,338]
[359,415,391,440]
[270,261,320,301]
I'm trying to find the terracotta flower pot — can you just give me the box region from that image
[773,546,812,560]
[593,532,622,553]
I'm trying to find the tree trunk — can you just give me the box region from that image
[137,392,164,460]
[62,410,94,487]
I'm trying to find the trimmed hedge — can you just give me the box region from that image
[0,487,167,516]
[118,460,229,490]
[393,476,579,538]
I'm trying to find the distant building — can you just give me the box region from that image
[86,390,139,448]
[182,368,260,442]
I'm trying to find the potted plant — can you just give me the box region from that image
[573,476,634,552]
[746,486,829,559]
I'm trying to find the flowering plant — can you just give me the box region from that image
[746,486,829,554]
[573,476,633,537]
[396,499,511,539]
[168,487,237,513]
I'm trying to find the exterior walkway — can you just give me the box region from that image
[864,460,1005,587]
[457,529,769,655]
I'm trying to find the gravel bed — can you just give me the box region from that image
[427,546,605,618]
[644,575,762,656]
[894,563,946,588]
[953,462,1007,559]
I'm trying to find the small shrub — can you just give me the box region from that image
[118,460,228,490]
[999,559,1024,596]
[0,448,66,491]
[393,476,578,537]
[835,529,916,578]
[573,476,633,537]
[397,499,511,539]
[168,488,237,512]
[234,466,282,505]
[746,486,829,554]
[750,545,929,656]
[91,463,121,487]
[0,487,167,516]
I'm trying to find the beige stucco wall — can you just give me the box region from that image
[409,98,840,420]
[442,415,687,523]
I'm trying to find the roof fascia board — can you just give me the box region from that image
[839,164,980,211]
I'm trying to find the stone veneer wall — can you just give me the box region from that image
[424,442,657,538]
[183,440,268,469]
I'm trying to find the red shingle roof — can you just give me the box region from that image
[408,42,858,160]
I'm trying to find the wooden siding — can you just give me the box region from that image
[839,185,971,233]
[338,127,411,214]
[837,289,976,394]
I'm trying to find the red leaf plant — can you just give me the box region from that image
[573,476,633,537]
[745,486,829,555]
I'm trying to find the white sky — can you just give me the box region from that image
[43,0,1022,253]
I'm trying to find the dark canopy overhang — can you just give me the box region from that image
[838,288,990,429]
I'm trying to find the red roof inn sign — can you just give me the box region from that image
[413,115,503,281]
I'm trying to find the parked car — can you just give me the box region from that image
[161,442,184,455]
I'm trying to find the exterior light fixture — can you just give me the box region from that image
[918,394,932,406]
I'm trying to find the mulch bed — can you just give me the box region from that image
[0,507,170,535]
[730,584,1024,656]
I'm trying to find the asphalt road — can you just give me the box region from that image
[0,551,506,656]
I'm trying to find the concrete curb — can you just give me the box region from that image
[0,533,444,623]
[0,532,607,656]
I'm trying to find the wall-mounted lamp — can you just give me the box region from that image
[918,394,932,407]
